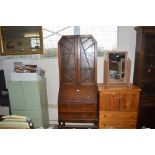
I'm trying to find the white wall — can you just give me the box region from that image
[1,58,59,124]
[97,26,136,84]
[117,26,136,82]
[0,26,137,124]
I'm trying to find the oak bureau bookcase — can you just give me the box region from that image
[58,35,98,128]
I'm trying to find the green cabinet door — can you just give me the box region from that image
[8,82,25,110]
[8,79,49,128]
[23,82,41,111]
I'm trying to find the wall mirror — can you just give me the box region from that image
[0,26,43,55]
[104,51,131,86]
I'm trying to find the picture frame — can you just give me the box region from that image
[0,26,43,55]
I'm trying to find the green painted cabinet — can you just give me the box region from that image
[8,78,49,128]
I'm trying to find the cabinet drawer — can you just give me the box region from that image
[99,121,136,129]
[99,111,137,121]
[59,112,97,120]
[59,85,97,103]
[59,103,97,112]
[99,111,137,129]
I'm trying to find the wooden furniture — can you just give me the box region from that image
[0,26,43,55]
[104,51,131,86]
[58,35,98,128]
[8,78,49,128]
[98,84,141,129]
[134,26,155,128]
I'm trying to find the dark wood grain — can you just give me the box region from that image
[134,26,155,128]
[58,35,98,128]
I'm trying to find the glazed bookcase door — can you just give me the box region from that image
[59,36,76,84]
[141,34,155,96]
[79,36,96,84]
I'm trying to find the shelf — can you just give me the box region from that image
[141,93,155,96]
[141,104,155,108]
[144,55,155,57]
[141,80,155,83]
[144,67,155,69]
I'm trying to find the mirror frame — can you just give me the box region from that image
[104,51,131,86]
[0,26,43,55]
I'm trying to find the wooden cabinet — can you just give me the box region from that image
[58,35,98,128]
[134,26,155,128]
[98,85,141,128]
[8,78,49,128]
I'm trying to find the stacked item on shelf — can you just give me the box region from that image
[10,62,45,81]
[14,62,45,77]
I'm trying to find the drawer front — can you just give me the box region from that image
[99,121,136,129]
[59,85,97,103]
[99,111,137,129]
[99,111,137,121]
[59,112,97,120]
[59,103,97,112]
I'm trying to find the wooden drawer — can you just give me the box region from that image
[59,103,97,112]
[59,85,97,103]
[99,122,136,129]
[59,112,97,120]
[99,111,137,121]
[99,111,137,129]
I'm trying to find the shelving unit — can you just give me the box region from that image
[134,26,155,128]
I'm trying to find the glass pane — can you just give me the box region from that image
[80,37,95,83]
[1,26,42,53]
[142,56,155,81]
[141,82,155,96]
[109,53,125,82]
[60,37,75,83]
[144,35,155,56]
